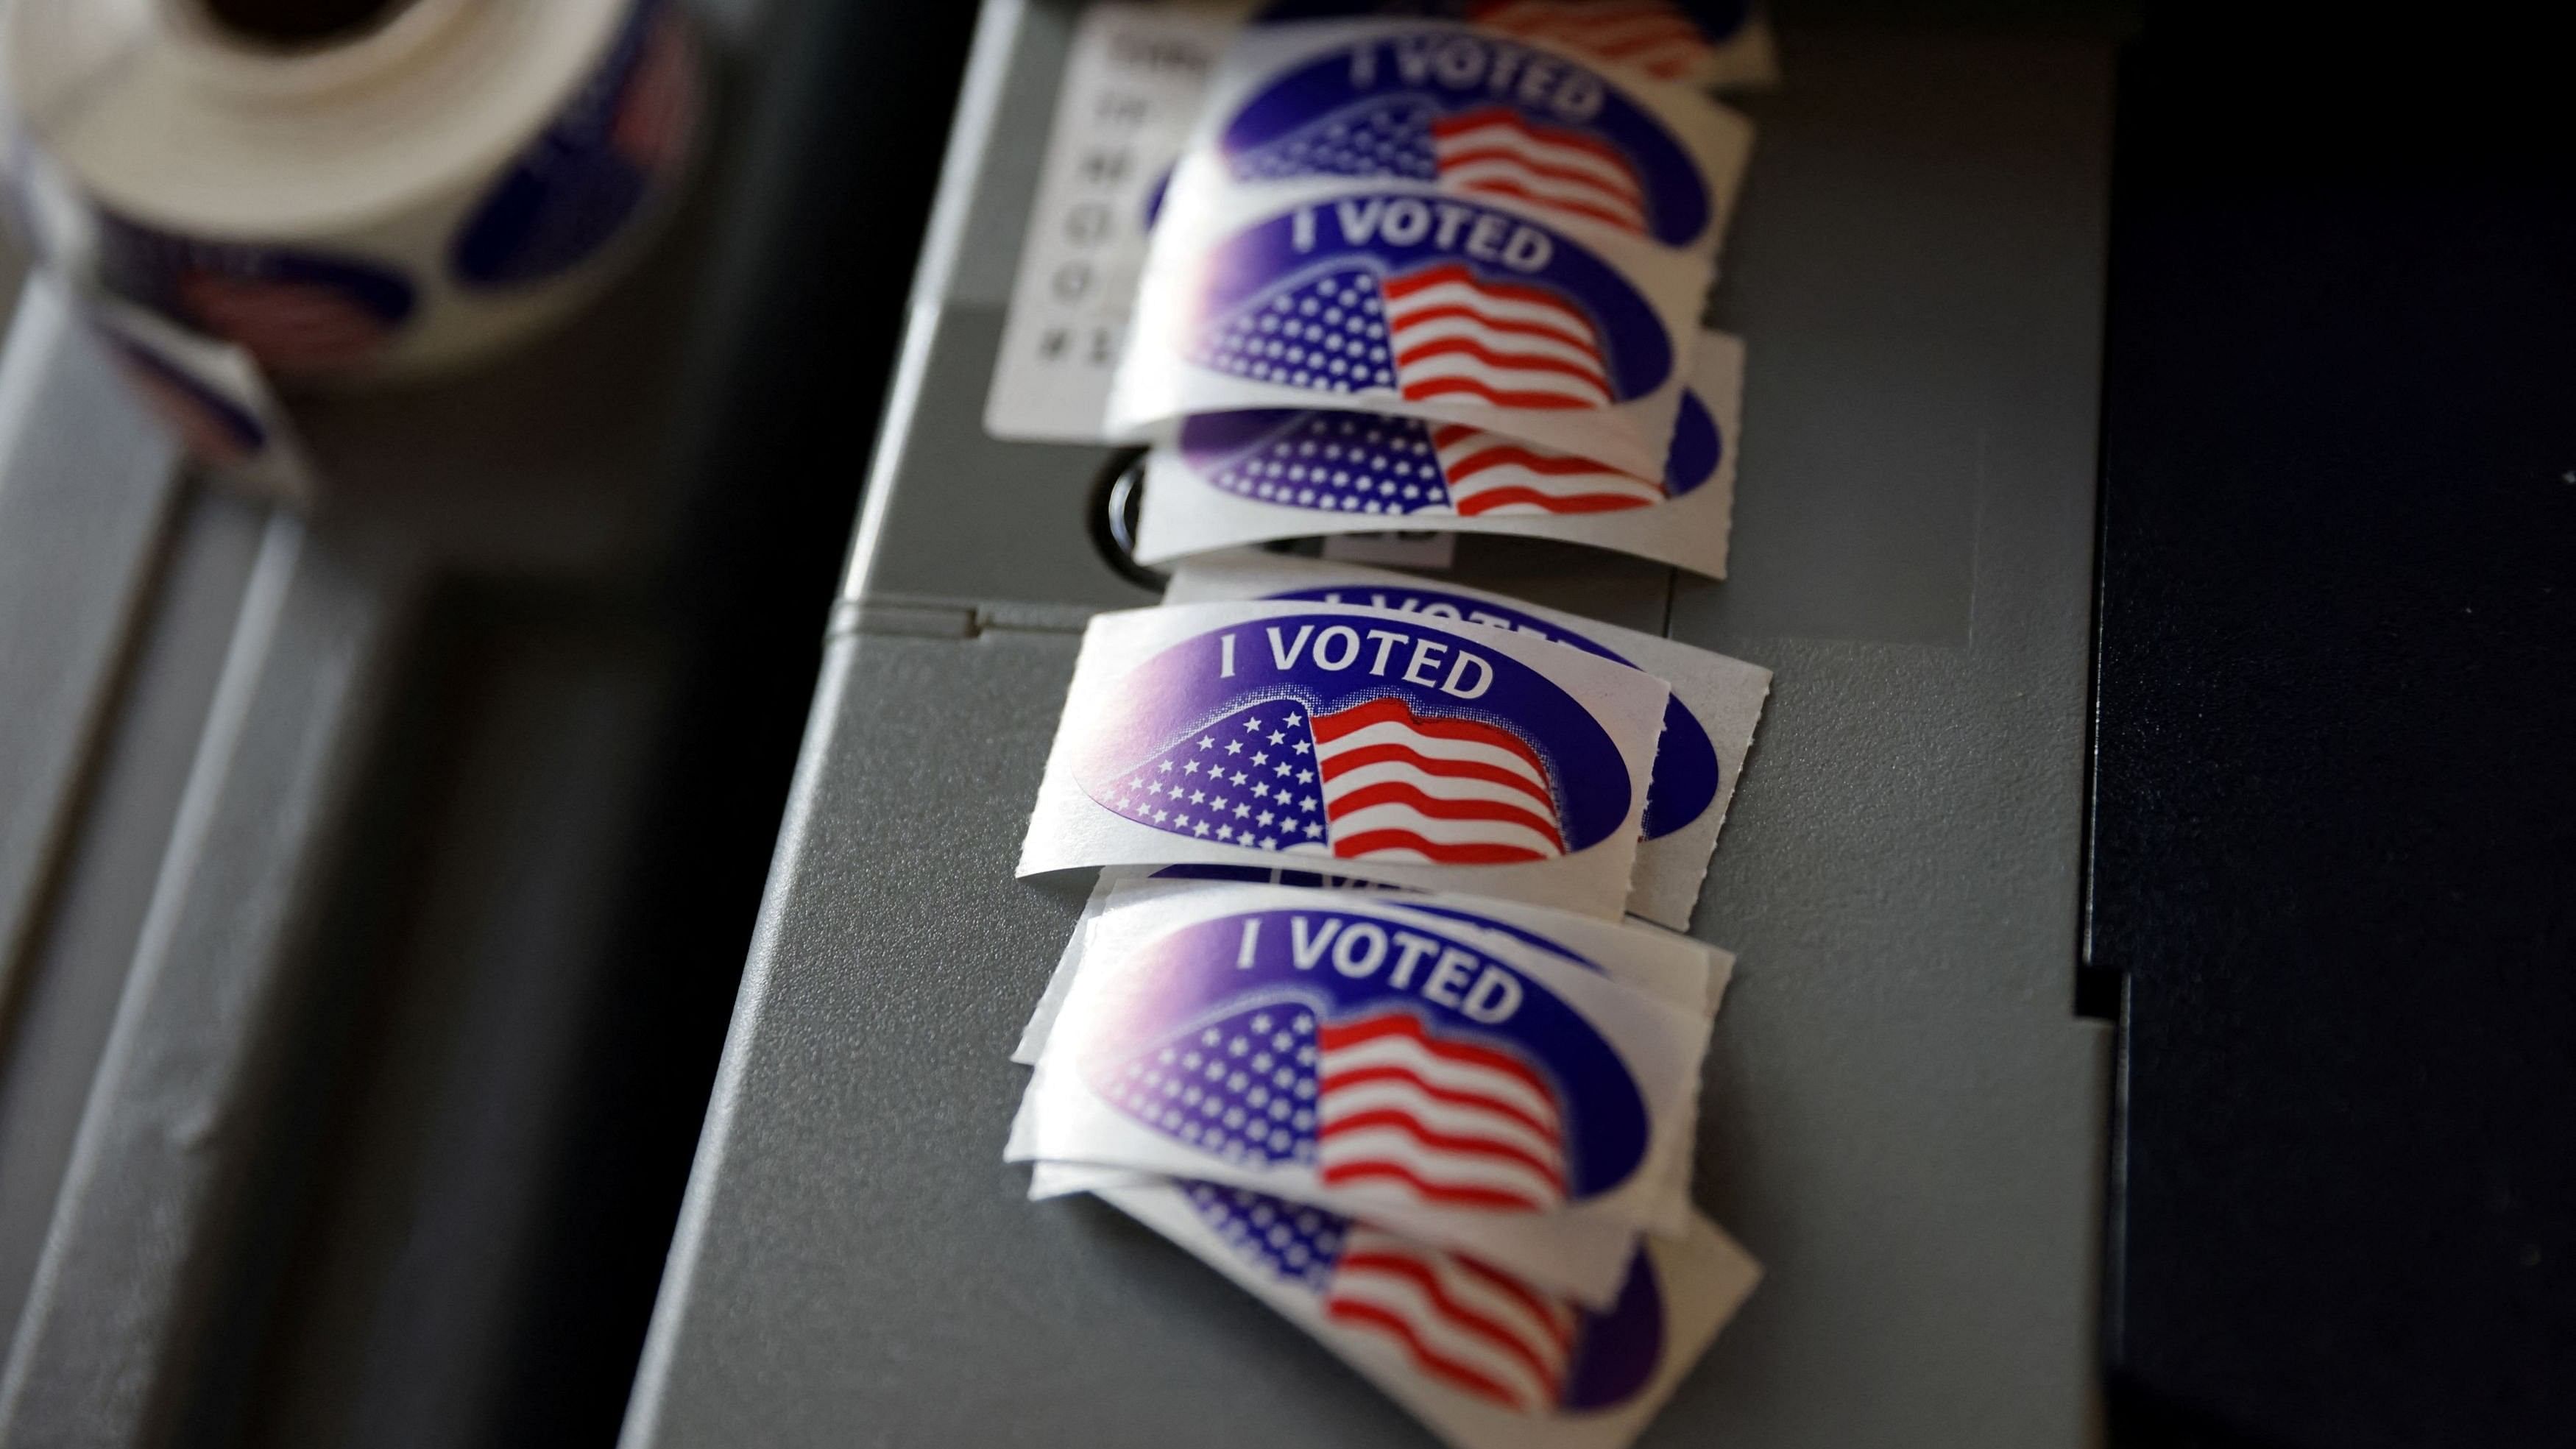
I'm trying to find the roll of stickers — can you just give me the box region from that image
[3,0,698,482]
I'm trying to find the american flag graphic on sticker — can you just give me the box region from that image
[1464,0,1743,85]
[1251,1,1754,89]
[91,213,420,380]
[1172,1179,1666,1414]
[1253,583,1724,845]
[1220,27,1713,246]
[170,270,398,377]
[1078,612,1638,867]
[1077,907,1654,1214]
[1176,382,1718,518]
[1180,195,1674,414]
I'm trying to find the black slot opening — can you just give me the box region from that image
[201,0,416,50]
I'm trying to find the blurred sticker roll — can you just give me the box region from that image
[1,0,701,406]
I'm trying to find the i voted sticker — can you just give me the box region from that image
[1137,330,1746,579]
[1013,878,1733,1240]
[1166,554,1771,929]
[1170,1179,1665,1411]
[1019,600,1671,918]
[1010,871,1729,1067]
[1010,885,1713,1300]
[1078,906,1652,1210]
[1077,621,1637,865]
[1171,383,1716,517]
[1111,189,1710,478]
[1252,1,1784,93]
[1195,198,1671,408]
[1091,1176,1760,1449]
[1199,21,1754,252]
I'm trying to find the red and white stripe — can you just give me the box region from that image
[177,272,389,377]
[1431,105,1648,235]
[1430,422,1666,514]
[1317,1010,1568,1212]
[613,13,696,172]
[1381,263,1611,411]
[1467,0,1719,83]
[1325,1226,1578,1412]
[1312,695,1565,863]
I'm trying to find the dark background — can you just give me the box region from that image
[2091,7,2575,1446]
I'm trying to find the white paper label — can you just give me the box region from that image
[983,3,1239,442]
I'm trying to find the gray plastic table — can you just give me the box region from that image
[622,5,2117,1445]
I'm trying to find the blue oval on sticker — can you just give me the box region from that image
[451,0,696,288]
[1222,29,1713,247]
[1184,194,1673,409]
[1174,1176,1665,1413]
[1257,584,1719,842]
[1083,907,1653,1209]
[1082,613,1635,864]
[1175,385,1717,516]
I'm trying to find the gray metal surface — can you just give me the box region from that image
[1664,32,2113,1444]
[627,5,2114,1447]
[0,484,268,1371]
[0,280,182,995]
[0,514,419,1447]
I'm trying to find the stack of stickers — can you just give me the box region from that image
[1111,5,1760,580]
[1010,555,1773,1445]
[1006,8,1777,1447]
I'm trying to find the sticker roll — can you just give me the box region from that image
[3,0,701,389]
